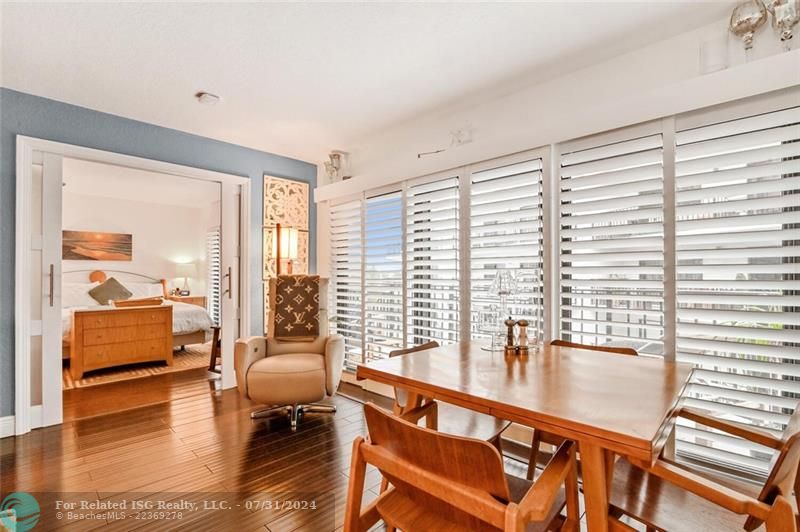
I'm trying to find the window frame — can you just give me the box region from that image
[325,88,800,480]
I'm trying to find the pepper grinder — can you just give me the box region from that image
[504,316,516,353]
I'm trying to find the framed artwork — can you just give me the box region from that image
[62,230,133,261]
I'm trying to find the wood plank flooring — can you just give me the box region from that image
[5,375,631,531]
[3,375,394,531]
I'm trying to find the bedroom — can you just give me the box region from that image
[58,157,224,419]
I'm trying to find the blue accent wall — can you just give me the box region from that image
[0,88,317,416]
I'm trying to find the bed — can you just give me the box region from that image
[62,270,214,378]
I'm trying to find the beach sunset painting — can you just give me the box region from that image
[63,230,133,261]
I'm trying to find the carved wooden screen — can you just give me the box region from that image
[264,176,310,333]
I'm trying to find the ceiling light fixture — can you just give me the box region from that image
[195,91,220,105]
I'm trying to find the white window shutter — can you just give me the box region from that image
[406,176,460,346]
[206,227,222,326]
[365,192,404,361]
[674,105,800,476]
[559,131,665,354]
[470,158,544,338]
[329,199,364,369]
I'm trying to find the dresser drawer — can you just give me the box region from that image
[83,339,167,366]
[80,308,169,329]
[82,324,167,346]
[136,310,169,325]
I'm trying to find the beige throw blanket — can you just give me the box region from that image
[272,275,320,342]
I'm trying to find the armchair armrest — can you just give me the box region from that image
[324,334,345,396]
[639,459,772,522]
[234,336,267,399]
[679,407,783,450]
[516,441,577,523]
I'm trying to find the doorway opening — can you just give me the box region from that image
[15,136,249,433]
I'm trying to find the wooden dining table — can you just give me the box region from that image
[355,341,694,531]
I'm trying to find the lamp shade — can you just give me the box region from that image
[175,262,197,278]
[271,227,299,260]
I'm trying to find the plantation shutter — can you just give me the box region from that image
[329,199,364,369]
[674,104,800,475]
[559,128,665,355]
[206,227,222,326]
[406,176,460,346]
[365,192,404,361]
[470,157,544,339]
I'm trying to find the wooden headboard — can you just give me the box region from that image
[67,270,168,298]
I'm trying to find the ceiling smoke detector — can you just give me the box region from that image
[195,91,220,105]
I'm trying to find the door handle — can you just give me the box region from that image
[48,264,55,307]
[224,266,232,299]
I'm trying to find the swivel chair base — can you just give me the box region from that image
[250,403,337,430]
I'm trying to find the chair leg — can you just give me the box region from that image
[294,403,337,430]
[491,434,504,455]
[250,405,290,420]
[208,326,221,372]
[526,430,542,480]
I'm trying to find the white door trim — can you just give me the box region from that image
[14,135,251,436]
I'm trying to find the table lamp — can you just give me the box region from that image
[175,262,197,294]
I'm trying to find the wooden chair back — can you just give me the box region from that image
[746,405,800,530]
[387,341,440,415]
[361,402,511,529]
[551,339,638,357]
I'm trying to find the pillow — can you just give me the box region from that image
[88,277,132,305]
[62,282,100,308]
[126,281,164,299]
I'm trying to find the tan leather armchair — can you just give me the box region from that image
[235,277,344,429]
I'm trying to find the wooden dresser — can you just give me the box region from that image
[69,305,173,379]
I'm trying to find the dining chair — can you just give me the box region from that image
[388,341,511,450]
[345,402,581,532]
[208,325,221,373]
[527,339,638,480]
[606,404,800,532]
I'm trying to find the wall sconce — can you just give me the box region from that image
[324,150,350,182]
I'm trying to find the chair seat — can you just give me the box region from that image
[247,353,326,405]
[377,473,565,532]
[609,458,754,532]
[436,403,511,442]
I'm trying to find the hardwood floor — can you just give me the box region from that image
[6,378,630,531]
[4,377,391,531]
[63,366,222,422]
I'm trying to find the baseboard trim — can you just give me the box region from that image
[0,415,14,438]
[1,405,45,439]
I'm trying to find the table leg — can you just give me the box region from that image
[580,441,610,532]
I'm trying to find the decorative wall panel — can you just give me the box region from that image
[263,176,309,332]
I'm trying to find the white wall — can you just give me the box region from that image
[316,16,800,200]
[62,192,213,294]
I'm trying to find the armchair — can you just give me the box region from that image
[235,276,344,429]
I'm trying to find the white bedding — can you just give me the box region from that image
[62,301,213,339]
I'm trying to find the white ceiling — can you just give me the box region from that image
[63,158,220,208]
[2,2,733,165]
